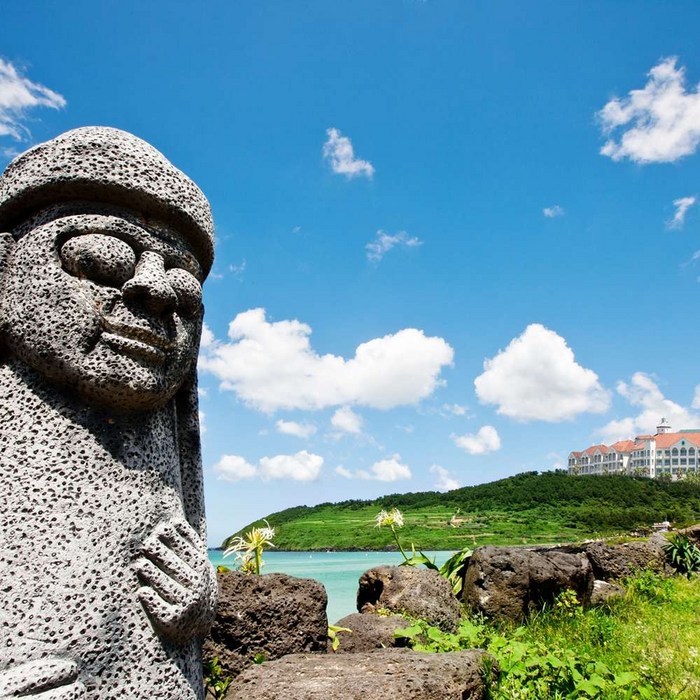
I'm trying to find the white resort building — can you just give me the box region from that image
[567,419,700,479]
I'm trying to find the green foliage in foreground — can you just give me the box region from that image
[223,472,700,550]
[395,572,700,699]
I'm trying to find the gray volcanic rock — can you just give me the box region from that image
[331,612,411,653]
[590,579,626,606]
[678,523,700,544]
[358,565,461,632]
[204,571,328,679]
[583,538,666,581]
[462,546,594,622]
[226,648,496,700]
[0,128,215,699]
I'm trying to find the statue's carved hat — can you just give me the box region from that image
[0,126,214,275]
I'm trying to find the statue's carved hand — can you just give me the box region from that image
[135,518,217,644]
[0,658,86,699]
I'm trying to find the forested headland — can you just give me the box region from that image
[221,471,700,551]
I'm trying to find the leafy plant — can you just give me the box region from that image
[327,624,352,652]
[224,519,275,574]
[203,657,232,700]
[664,534,700,578]
[438,545,473,595]
[394,589,659,699]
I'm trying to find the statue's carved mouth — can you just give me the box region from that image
[101,319,175,363]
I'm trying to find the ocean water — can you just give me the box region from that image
[208,550,454,624]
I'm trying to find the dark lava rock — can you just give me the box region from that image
[590,579,626,606]
[462,545,594,622]
[583,537,666,581]
[225,648,496,700]
[357,565,461,632]
[204,571,328,679]
[330,612,411,653]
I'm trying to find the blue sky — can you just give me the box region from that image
[3,1,700,545]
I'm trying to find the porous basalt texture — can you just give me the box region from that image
[357,566,460,632]
[0,128,216,699]
[225,648,496,700]
[582,538,666,581]
[462,546,594,622]
[204,571,328,679]
[330,612,411,653]
[0,126,214,274]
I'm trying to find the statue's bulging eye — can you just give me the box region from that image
[166,268,202,316]
[60,234,136,286]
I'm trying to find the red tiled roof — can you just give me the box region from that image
[654,432,700,449]
[610,440,635,453]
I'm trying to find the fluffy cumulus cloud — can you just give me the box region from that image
[214,450,323,482]
[453,425,501,455]
[331,406,363,434]
[474,324,610,422]
[430,464,461,491]
[275,419,317,438]
[543,205,565,218]
[598,57,700,164]
[668,196,696,229]
[0,58,66,142]
[322,127,374,179]
[335,454,412,482]
[366,230,422,263]
[597,372,700,443]
[199,308,454,413]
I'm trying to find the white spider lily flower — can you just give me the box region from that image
[375,508,404,529]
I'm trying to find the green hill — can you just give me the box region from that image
[223,471,700,551]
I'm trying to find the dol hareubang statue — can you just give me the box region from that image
[0,128,217,698]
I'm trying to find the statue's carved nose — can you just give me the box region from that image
[121,251,177,314]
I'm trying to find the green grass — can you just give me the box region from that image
[397,571,700,699]
[223,472,700,551]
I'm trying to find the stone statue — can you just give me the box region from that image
[0,128,217,699]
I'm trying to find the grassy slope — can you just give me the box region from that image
[223,472,700,551]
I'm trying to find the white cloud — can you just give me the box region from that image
[366,230,422,263]
[598,57,700,164]
[0,59,66,142]
[198,409,207,435]
[331,406,363,434]
[214,450,323,482]
[275,419,318,439]
[200,323,215,350]
[228,259,247,278]
[199,308,454,413]
[668,196,696,229]
[322,127,374,179]
[474,324,610,422]
[335,453,412,482]
[453,425,501,455]
[441,403,468,417]
[430,464,460,491]
[597,372,700,443]
[213,454,258,482]
[543,205,565,218]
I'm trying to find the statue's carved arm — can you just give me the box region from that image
[134,518,216,645]
[0,658,85,699]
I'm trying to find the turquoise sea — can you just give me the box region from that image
[208,550,454,624]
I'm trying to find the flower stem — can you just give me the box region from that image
[391,525,409,562]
